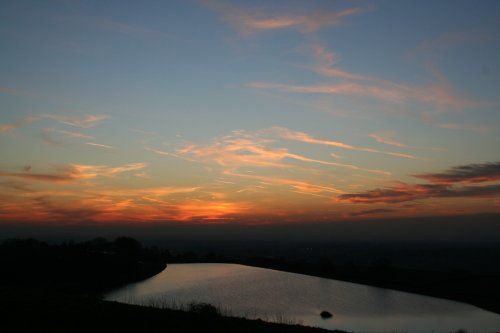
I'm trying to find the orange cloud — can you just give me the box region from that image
[178,129,391,174]
[175,201,251,221]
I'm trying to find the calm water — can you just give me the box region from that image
[105,263,500,333]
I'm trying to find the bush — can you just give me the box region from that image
[188,302,220,317]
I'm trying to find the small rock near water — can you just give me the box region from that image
[320,311,333,319]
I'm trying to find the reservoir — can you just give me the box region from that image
[105,263,500,332]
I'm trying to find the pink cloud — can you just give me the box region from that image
[204,0,361,34]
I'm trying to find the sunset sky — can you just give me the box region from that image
[1,0,499,225]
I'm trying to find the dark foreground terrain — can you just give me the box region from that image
[0,238,341,333]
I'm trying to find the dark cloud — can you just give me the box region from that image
[339,161,500,204]
[415,161,500,184]
[40,129,64,147]
[339,183,500,204]
[34,196,101,220]
[0,180,34,192]
[0,170,74,183]
[348,208,394,217]
[339,184,443,203]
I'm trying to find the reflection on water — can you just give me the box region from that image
[106,263,500,333]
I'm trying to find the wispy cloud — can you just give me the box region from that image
[85,142,115,149]
[312,44,337,67]
[436,122,490,132]
[131,129,159,136]
[268,127,416,159]
[408,28,495,63]
[204,0,361,35]
[0,116,40,134]
[0,163,147,183]
[145,147,170,156]
[46,114,110,128]
[369,132,407,148]
[71,163,147,178]
[224,170,343,195]
[40,128,95,147]
[177,129,390,175]
[280,42,485,113]
[40,128,64,147]
[330,152,343,159]
[248,75,480,110]
[44,128,93,139]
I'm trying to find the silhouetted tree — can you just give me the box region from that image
[114,237,142,257]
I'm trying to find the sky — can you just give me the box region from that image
[1,0,499,227]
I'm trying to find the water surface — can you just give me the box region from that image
[106,263,500,333]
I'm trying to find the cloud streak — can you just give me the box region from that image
[46,114,110,128]
[339,162,500,204]
[43,128,94,139]
[339,183,500,204]
[369,132,407,148]
[85,142,115,149]
[224,170,343,195]
[0,116,40,134]
[204,0,361,35]
[146,147,170,156]
[268,127,416,159]
[248,76,480,110]
[0,163,147,183]
[415,162,500,184]
[348,208,394,217]
[178,129,390,175]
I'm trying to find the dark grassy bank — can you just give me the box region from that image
[0,238,342,333]
[0,287,337,333]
